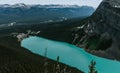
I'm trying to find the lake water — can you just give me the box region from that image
[21,36,120,73]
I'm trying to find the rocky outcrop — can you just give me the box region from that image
[77,0,120,60]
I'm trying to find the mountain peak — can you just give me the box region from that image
[0,4,10,8]
[13,3,26,7]
[103,0,120,7]
[82,0,120,60]
[11,3,30,8]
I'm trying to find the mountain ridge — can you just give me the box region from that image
[0,3,95,9]
[0,4,95,24]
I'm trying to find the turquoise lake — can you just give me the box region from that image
[21,36,120,73]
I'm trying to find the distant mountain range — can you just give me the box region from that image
[0,3,95,24]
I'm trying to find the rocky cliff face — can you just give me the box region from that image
[90,0,120,37]
[77,0,120,60]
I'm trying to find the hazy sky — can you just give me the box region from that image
[0,0,103,8]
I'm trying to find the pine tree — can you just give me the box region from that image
[55,56,61,73]
[44,48,48,73]
[89,60,98,73]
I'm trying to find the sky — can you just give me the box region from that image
[0,0,103,8]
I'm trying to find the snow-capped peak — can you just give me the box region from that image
[0,3,31,8]
[11,3,31,8]
[34,5,80,8]
[0,3,91,9]
[13,3,26,7]
[0,4,10,8]
[0,3,85,9]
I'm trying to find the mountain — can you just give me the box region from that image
[0,3,95,24]
[76,0,120,60]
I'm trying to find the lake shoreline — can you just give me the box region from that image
[21,36,120,73]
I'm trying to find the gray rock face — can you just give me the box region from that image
[87,0,120,60]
